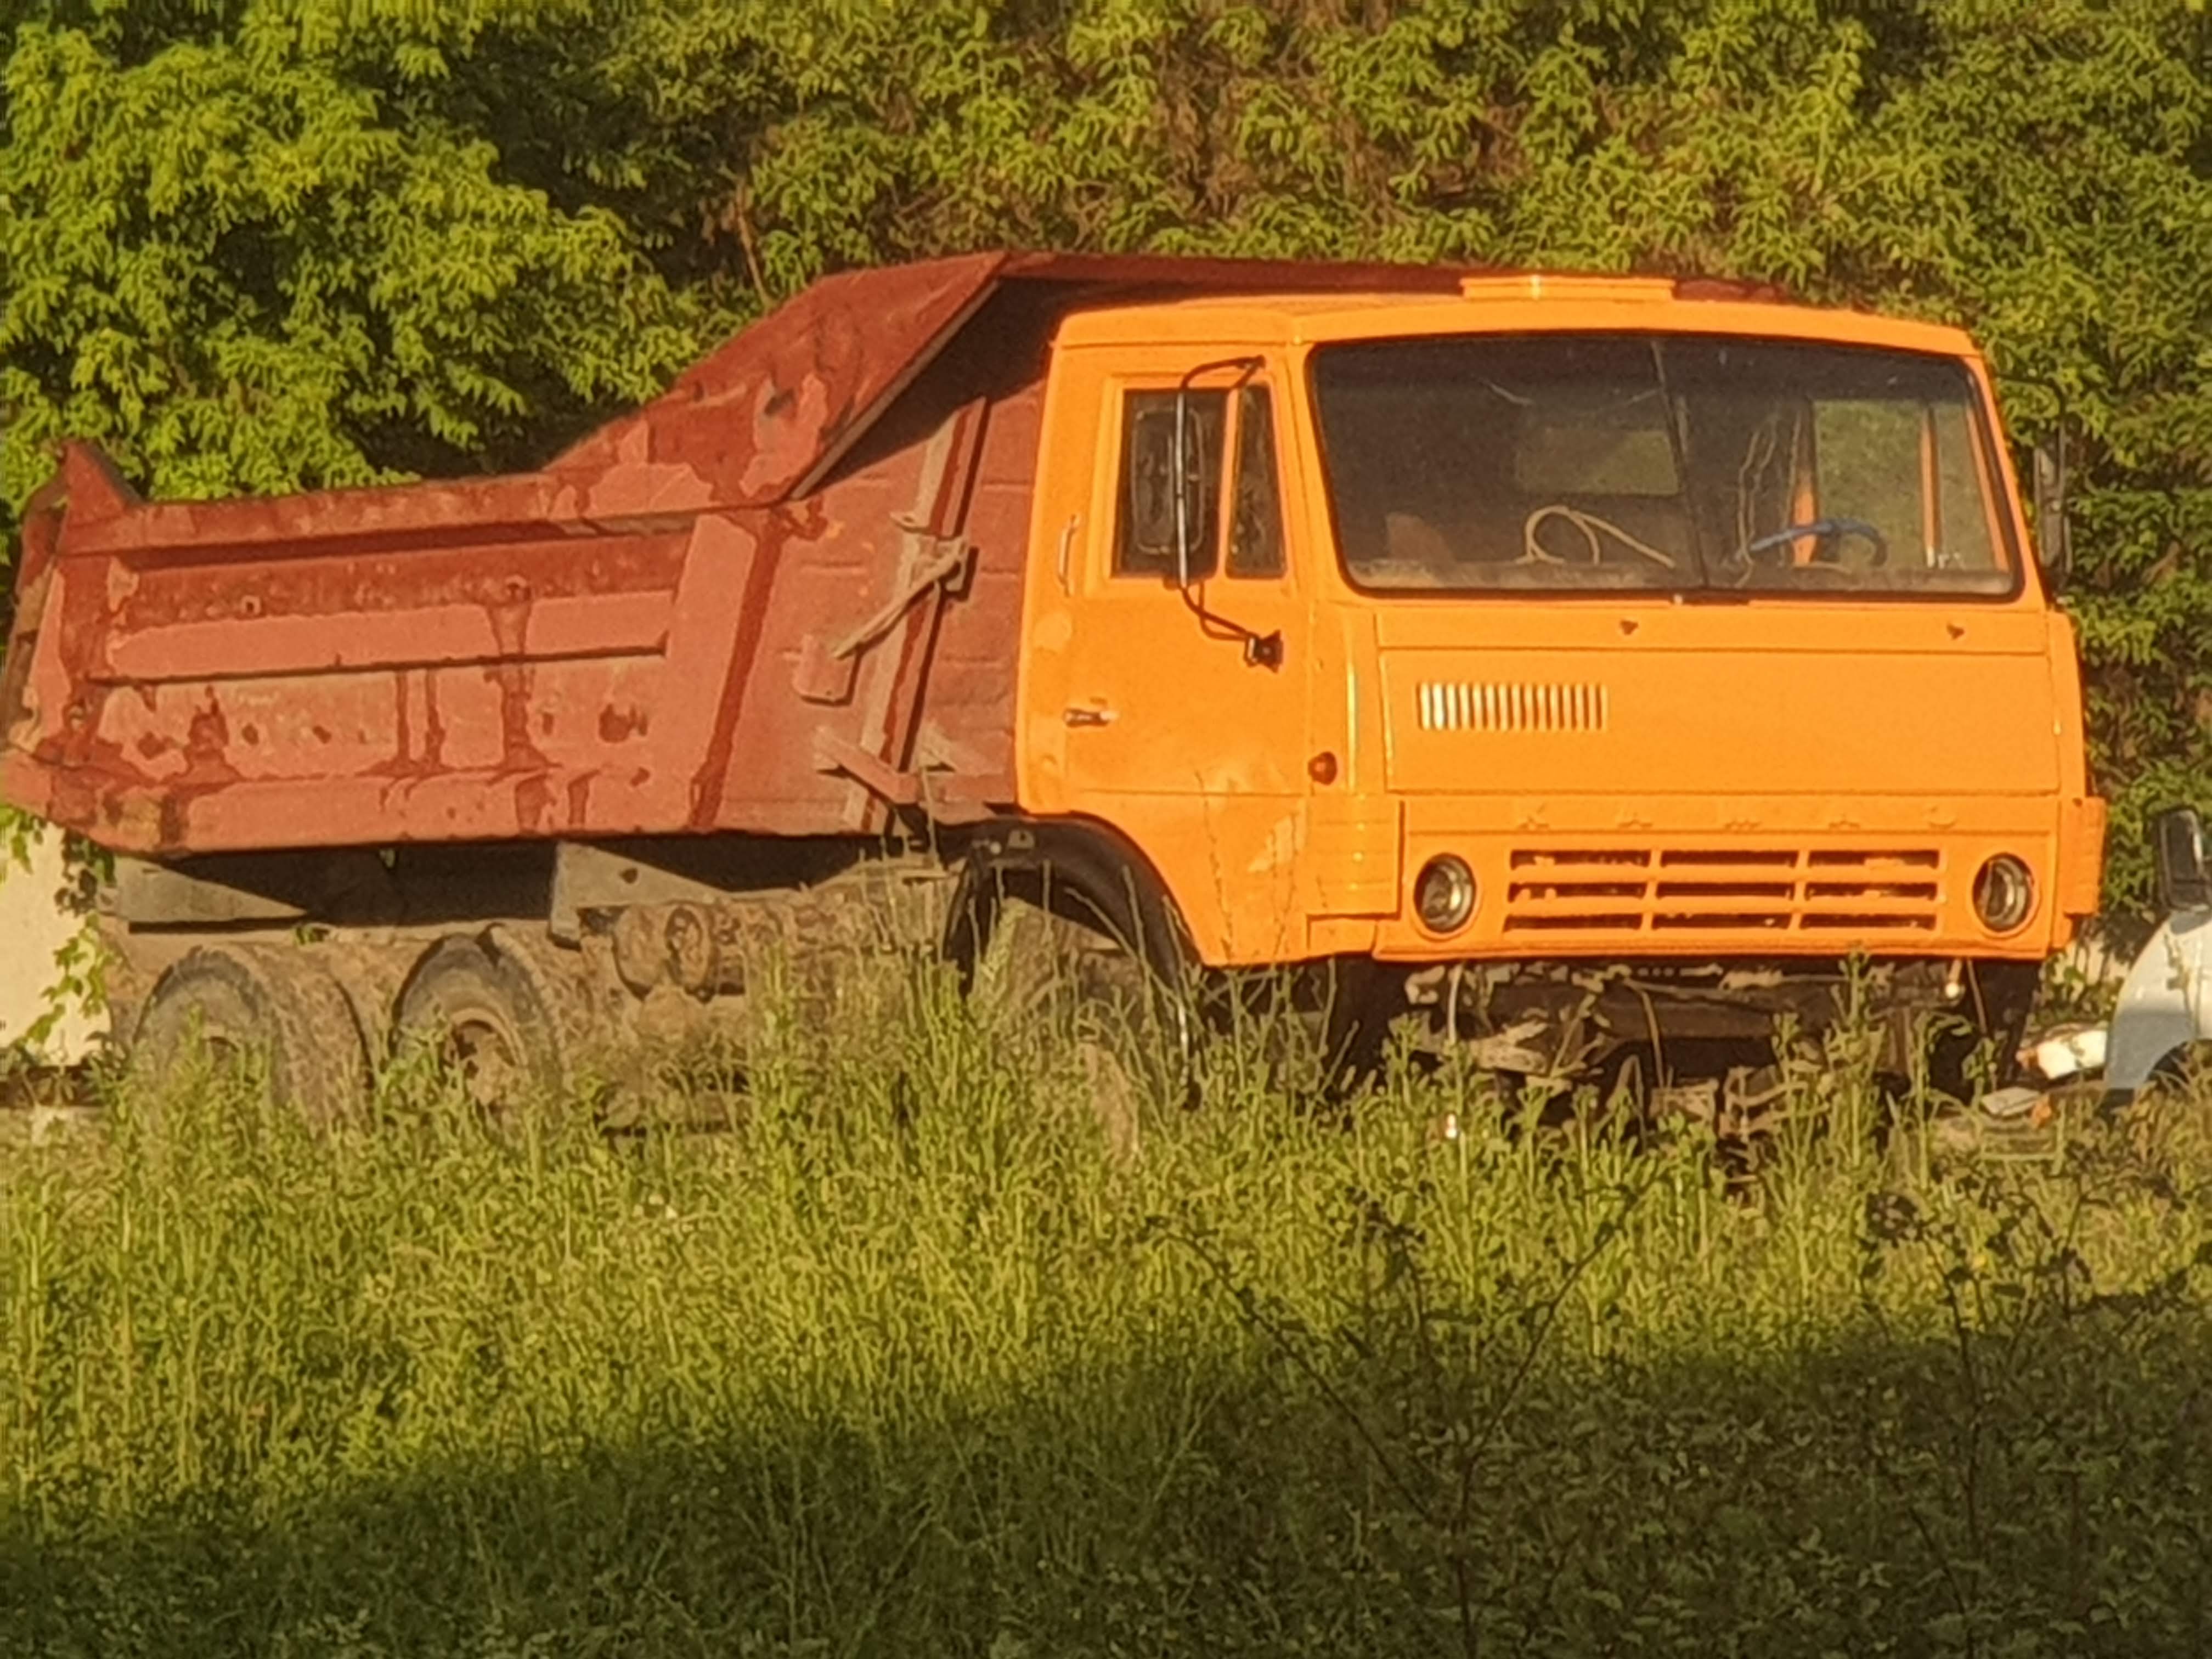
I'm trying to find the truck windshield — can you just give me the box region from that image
[1310,334,2015,596]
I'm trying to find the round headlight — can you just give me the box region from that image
[1972,854,2035,934]
[1413,855,1477,934]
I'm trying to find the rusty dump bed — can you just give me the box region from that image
[1,250,1487,857]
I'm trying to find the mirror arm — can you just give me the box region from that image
[1171,356,1284,670]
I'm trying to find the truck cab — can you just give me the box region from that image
[1012,274,2103,1090]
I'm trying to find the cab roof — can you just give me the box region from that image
[1050,278,1979,359]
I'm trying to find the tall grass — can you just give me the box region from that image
[5,961,2212,1657]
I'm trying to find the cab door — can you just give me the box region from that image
[1047,362,1311,967]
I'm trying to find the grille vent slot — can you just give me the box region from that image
[1503,847,1943,935]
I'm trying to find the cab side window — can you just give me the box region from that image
[1115,382,1291,583]
[1226,386,1286,578]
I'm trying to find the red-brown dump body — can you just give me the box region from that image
[2,251,1478,857]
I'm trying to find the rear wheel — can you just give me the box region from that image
[131,944,369,1123]
[393,929,587,1114]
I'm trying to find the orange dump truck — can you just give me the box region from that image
[0,251,2105,1114]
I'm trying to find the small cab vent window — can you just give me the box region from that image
[1227,386,1286,578]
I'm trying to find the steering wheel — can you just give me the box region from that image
[1741,517,1889,569]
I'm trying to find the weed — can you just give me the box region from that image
[5,966,2212,1656]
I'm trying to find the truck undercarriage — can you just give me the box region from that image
[67,826,2041,1129]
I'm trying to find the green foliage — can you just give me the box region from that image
[0,2,708,521]
[6,0,2212,912]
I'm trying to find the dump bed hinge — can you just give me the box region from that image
[793,527,975,707]
[791,393,989,715]
[794,393,992,831]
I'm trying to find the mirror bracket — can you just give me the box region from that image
[1171,356,1283,670]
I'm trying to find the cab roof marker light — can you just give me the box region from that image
[1458,274,1676,304]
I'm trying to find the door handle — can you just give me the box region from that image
[1063,706,1117,727]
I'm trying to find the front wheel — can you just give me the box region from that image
[950,878,1198,1147]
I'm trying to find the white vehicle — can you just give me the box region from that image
[2000,806,2212,1109]
[2089,808,2212,1100]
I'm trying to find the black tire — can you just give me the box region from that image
[2137,1041,2212,1105]
[131,944,369,1123]
[985,898,1188,1043]
[961,885,1198,1125]
[1918,961,2041,1106]
[393,930,584,1112]
[960,885,1393,1114]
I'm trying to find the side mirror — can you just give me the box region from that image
[1157,388,1220,588]
[2154,806,2212,914]
[1127,404,1181,561]
[2032,434,2070,589]
[1994,371,2075,591]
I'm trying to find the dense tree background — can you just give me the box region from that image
[3,0,2209,918]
